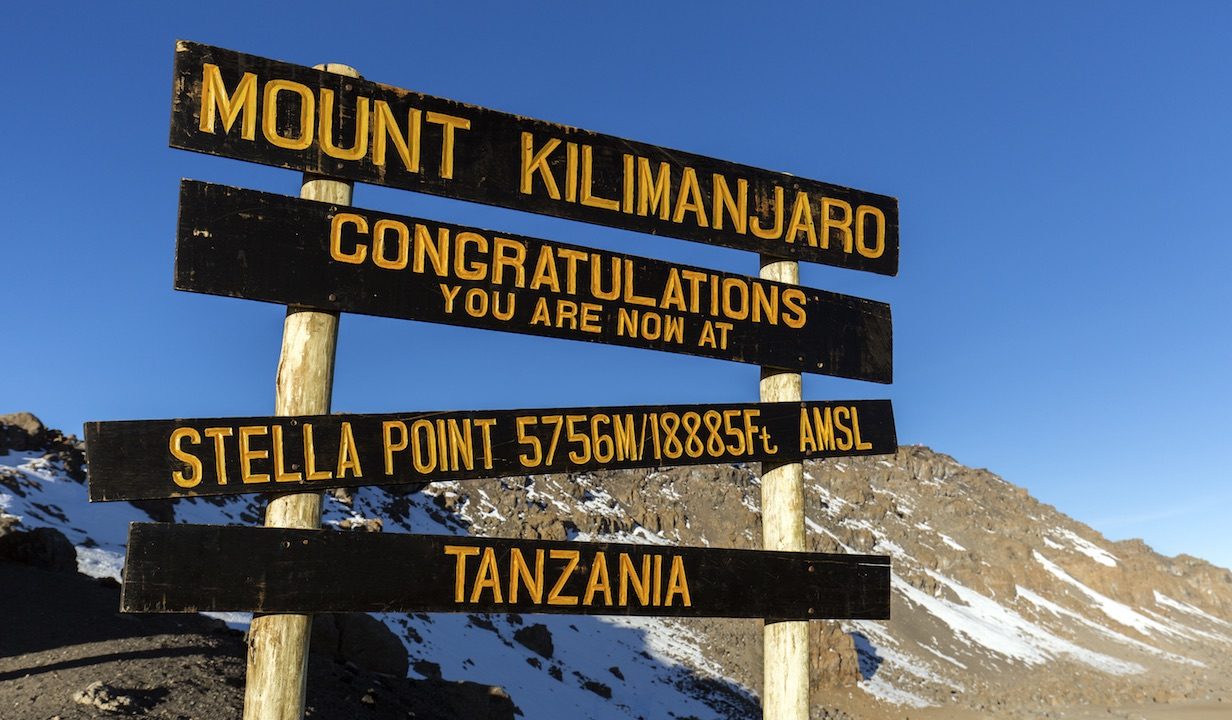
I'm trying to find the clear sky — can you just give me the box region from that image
[2,3,1229,568]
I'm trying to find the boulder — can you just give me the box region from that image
[0,412,47,453]
[0,526,77,572]
[311,612,409,677]
[513,623,554,659]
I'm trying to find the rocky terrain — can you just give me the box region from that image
[2,411,1231,718]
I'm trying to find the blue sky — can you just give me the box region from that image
[2,2,1229,568]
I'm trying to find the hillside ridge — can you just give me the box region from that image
[1,412,1229,719]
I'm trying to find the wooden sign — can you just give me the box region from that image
[171,41,899,274]
[176,181,892,381]
[122,523,891,619]
[85,400,895,502]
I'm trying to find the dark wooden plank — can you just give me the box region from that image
[175,180,892,381]
[121,523,891,620]
[85,400,896,502]
[171,41,899,274]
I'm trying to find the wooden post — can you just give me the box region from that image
[759,255,809,720]
[242,62,359,720]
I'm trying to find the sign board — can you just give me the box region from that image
[85,400,896,502]
[176,181,893,381]
[122,523,892,620]
[171,41,899,274]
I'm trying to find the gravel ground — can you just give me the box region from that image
[0,561,518,719]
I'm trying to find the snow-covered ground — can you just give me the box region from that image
[1,449,755,720]
[5,441,1232,716]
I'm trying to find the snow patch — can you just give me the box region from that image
[860,673,933,708]
[1154,591,1232,629]
[1054,528,1118,567]
[75,545,124,580]
[896,571,1142,675]
[1034,551,1185,639]
[937,533,966,552]
[1017,586,1200,667]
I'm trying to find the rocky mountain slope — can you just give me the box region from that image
[2,412,1230,718]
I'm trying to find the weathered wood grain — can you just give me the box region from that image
[759,256,810,720]
[171,41,899,274]
[121,523,892,620]
[85,400,897,502]
[174,180,893,382]
[245,70,358,720]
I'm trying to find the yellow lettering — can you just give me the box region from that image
[564,141,579,202]
[520,132,561,199]
[318,89,369,161]
[238,426,270,484]
[751,283,778,325]
[812,407,835,451]
[618,553,652,606]
[272,425,303,483]
[621,259,656,306]
[613,415,637,462]
[653,555,663,606]
[679,270,706,312]
[262,79,315,150]
[636,157,672,220]
[591,414,614,463]
[583,552,613,606]
[372,101,421,171]
[436,417,452,469]
[372,219,409,270]
[851,406,873,450]
[383,421,408,475]
[750,186,785,240]
[663,555,692,607]
[448,419,474,471]
[330,212,368,264]
[621,153,635,213]
[203,427,233,485]
[463,288,488,318]
[711,174,748,234]
[413,225,450,276]
[444,545,480,602]
[781,289,807,329]
[554,300,578,329]
[721,278,750,321]
[410,419,437,473]
[580,145,619,210]
[492,237,527,287]
[470,546,504,603]
[302,424,331,481]
[454,232,489,281]
[556,248,586,295]
[833,406,853,451]
[590,255,621,301]
[697,320,717,348]
[856,205,886,259]
[821,197,853,252]
[474,418,496,470]
[509,548,544,603]
[579,302,601,333]
[336,421,362,478]
[425,111,470,179]
[799,408,817,454]
[671,166,708,227]
[785,190,817,246]
[169,427,202,488]
[660,269,688,312]
[198,64,256,140]
[547,549,580,605]
[529,246,561,292]
[529,297,551,327]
